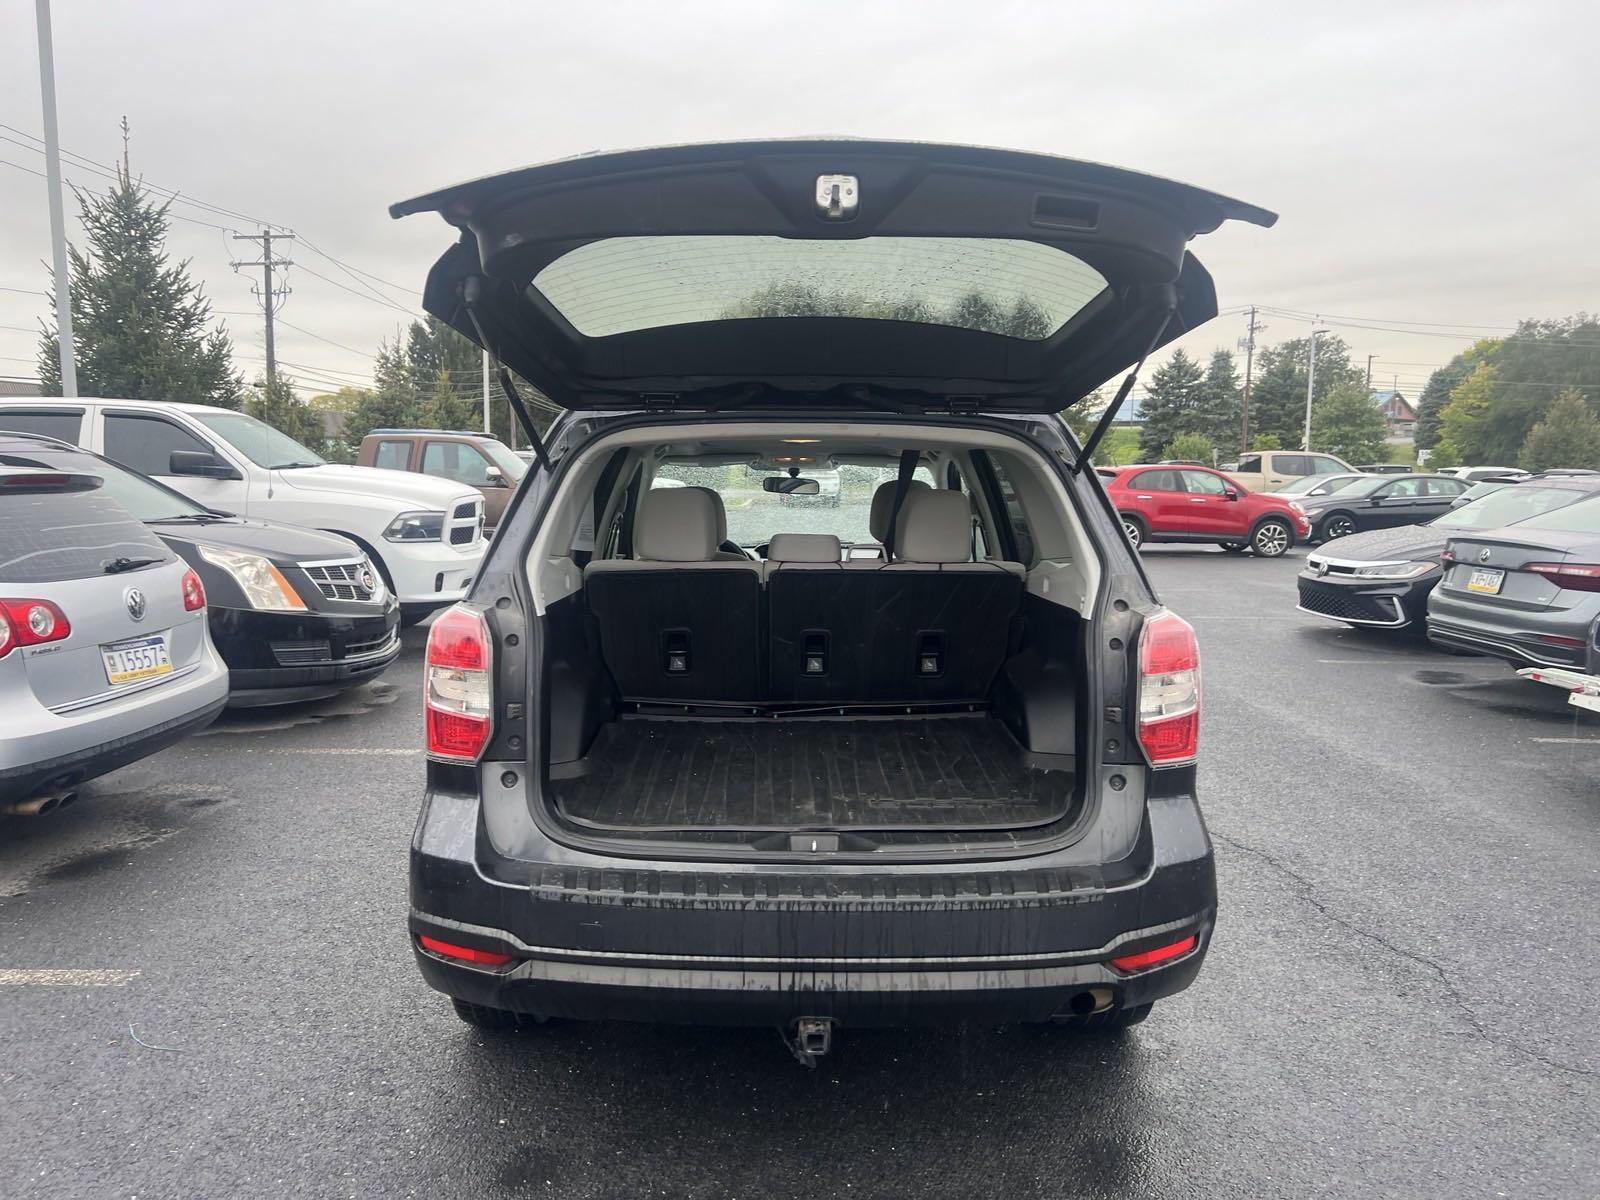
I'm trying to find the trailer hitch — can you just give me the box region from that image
[784,1017,836,1067]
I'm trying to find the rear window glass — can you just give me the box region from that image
[0,409,83,443]
[531,236,1108,340]
[0,482,172,583]
[1439,486,1595,531]
[1497,492,1600,534]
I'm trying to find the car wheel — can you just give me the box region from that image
[1250,519,1292,558]
[451,998,541,1032]
[1321,513,1357,540]
[1120,515,1146,551]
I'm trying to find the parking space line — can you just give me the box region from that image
[252,747,424,755]
[1531,737,1600,745]
[0,969,140,986]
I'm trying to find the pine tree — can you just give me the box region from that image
[37,167,241,406]
[1195,350,1243,454]
[245,374,327,452]
[1137,349,1205,459]
[1519,389,1600,471]
[1246,335,1363,447]
[1412,357,1469,450]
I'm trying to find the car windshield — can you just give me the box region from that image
[1279,474,1365,495]
[0,447,206,522]
[1435,485,1595,531]
[531,236,1109,340]
[193,412,326,469]
[480,439,528,481]
[1494,492,1600,533]
[654,462,935,547]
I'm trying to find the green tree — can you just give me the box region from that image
[1246,335,1363,447]
[1161,432,1214,464]
[1092,427,1140,466]
[1250,432,1283,451]
[1194,350,1243,453]
[1061,387,1108,444]
[1310,381,1389,463]
[1137,350,1205,459]
[1473,317,1600,462]
[36,167,240,406]
[1426,439,1461,469]
[244,374,326,451]
[1519,389,1600,471]
[1412,357,1469,450]
[1440,362,1498,464]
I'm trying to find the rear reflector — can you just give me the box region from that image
[1525,562,1600,594]
[416,934,515,967]
[1110,934,1197,973]
[425,604,494,762]
[1137,610,1200,766]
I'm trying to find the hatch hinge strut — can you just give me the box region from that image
[461,287,554,474]
[1072,303,1178,475]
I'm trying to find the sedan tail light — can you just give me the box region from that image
[1137,610,1200,766]
[425,605,494,762]
[181,568,206,611]
[0,599,72,659]
[1524,562,1600,593]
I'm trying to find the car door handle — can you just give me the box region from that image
[1136,494,1154,500]
[1188,497,1210,503]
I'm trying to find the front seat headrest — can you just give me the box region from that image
[634,487,720,561]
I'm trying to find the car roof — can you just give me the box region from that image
[0,396,232,415]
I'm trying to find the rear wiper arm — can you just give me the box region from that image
[102,556,164,574]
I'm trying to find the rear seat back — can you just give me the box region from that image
[766,489,1025,704]
[584,488,762,703]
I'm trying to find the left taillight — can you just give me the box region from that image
[425,604,494,762]
[0,599,71,659]
[1137,610,1200,767]
[181,568,206,611]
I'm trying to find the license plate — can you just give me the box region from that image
[101,633,172,685]
[1466,567,1505,595]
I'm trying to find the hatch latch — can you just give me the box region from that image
[815,174,859,220]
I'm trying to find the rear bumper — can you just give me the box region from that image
[1427,590,1599,671]
[408,791,1217,1027]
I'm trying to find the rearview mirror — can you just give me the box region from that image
[168,450,240,480]
[762,476,819,496]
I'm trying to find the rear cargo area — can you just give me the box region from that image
[550,715,1073,832]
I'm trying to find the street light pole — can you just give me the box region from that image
[34,0,76,396]
[1303,323,1329,451]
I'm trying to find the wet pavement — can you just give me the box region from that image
[2,546,1596,1198]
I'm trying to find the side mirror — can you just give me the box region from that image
[762,475,820,496]
[169,450,240,480]
[485,465,508,487]
[1367,495,1385,506]
[1223,487,1239,501]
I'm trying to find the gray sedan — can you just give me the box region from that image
[0,466,228,813]
[1427,493,1600,673]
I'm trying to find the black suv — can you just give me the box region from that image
[394,140,1274,1053]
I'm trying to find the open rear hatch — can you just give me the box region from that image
[391,138,1275,422]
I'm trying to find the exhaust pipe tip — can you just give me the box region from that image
[1,791,78,817]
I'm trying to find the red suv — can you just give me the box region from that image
[1100,465,1310,557]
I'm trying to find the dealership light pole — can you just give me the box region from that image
[35,0,76,395]
[1302,322,1330,451]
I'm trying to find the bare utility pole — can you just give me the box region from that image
[35,0,76,396]
[1366,354,1376,392]
[1303,322,1329,451]
[231,230,294,387]
[1238,305,1261,451]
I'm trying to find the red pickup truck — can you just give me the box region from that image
[1100,464,1310,556]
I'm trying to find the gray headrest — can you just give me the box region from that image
[896,489,971,563]
[635,487,720,561]
[868,478,930,541]
[767,533,841,563]
[685,486,729,543]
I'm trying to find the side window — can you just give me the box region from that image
[421,441,493,485]
[103,413,213,476]
[1377,478,1424,499]
[1181,470,1228,495]
[1423,477,1466,497]
[0,408,84,444]
[1130,469,1181,491]
[1275,454,1312,476]
[985,457,1035,567]
[1235,454,1262,474]
[1310,456,1346,475]
[373,440,412,471]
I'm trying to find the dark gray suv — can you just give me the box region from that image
[393,140,1276,1055]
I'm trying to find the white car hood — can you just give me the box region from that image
[273,464,477,511]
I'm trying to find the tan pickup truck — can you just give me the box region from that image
[1223,450,1353,493]
[356,429,526,531]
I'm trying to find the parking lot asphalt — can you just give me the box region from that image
[2,546,1597,1200]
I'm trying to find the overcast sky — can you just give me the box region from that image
[3,0,1598,406]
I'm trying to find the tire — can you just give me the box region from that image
[451,998,538,1032]
[1220,542,1247,553]
[1120,515,1147,552]
[1250,518,1292,558]
[1320,512,1357,541]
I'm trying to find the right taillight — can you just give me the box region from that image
[424,604,494,762]
[1525,562,1600,593]
[0,598,71,659]
[1137,610,1200,766]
